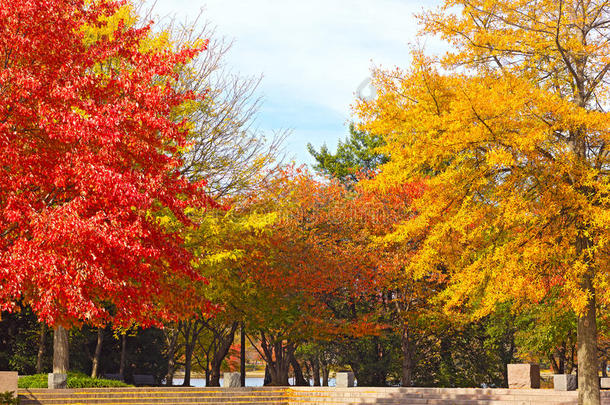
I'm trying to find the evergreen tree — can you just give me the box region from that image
[307,124,387,184]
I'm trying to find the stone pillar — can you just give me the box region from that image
[335,372,355,387]
[507,364,540,389]
[0,372,18,395]
[222,372,241,387]
[554,374,577,391]
[48,372,67,389]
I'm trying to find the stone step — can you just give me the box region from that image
[287,397,578,404]
[287,400,582,405]
[22,389,287,394]
[20,387,588,395]
[19,401,287,404]
[19,396,287,404]
[291,388,576,395]
[19,392,288,405]
[13,400,587,405]
[20,397,286,400]
[21,390,286,395]
[288,394,577,403]
[17,387,610,405]
[287,400,610,405]
[17,398,578,405]
[21,393,286,396]
[21,394,574,403]
[21,393,287,398]
[19,396,287,401]
[289,392,576,398]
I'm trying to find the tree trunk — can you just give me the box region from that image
[289,352,309,386]
[53,326,69,374]
[561,343,568,374]
[550,355,560,374]
[183,342,193,387]
[400,327,414,387]
[570,97,600,405]
[577,275,600,405]
[119,333,127,381]
[165,327,179,386]
[36,324,47,374]
[264,365,271,386]
[91,327,104,378]
[312,358,320,387]
[568,343,576,374]
[180,319,207,387]
[209,322,238,387]
[268,363,290,386]
[205,357,211,387]
[240,323,246,387]
[321,358,329,386]
[208,366,220,386]
[259,334,292,386]
[271,344,291,386]
[179,320,196,387]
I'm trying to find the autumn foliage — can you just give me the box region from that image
[5,0,610,395]
[0,0,213,327]
[188,166,425,385]
[355,0,610,402]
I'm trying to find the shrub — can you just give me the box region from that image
[67,374,130,388]
[18,372,132,388]
[0,391,18,405]
[18,374,47,389]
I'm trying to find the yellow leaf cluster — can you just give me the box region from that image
[356,48,610,316]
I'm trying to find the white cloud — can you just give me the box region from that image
[145,0,445,162]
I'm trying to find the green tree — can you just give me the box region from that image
[307,124,387,185]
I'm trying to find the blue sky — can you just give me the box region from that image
[145,0,443,165]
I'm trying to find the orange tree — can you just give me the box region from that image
[216,168,385,385]
[356,0,610,401]
[332,178,446,386]
[238,168,452,386]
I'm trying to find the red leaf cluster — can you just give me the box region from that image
[0,0,213,327]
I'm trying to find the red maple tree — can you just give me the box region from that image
[0,0,213,327]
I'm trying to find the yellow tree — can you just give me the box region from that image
[355,1,610,403]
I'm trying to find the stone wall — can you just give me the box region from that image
[0,371,17,394]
